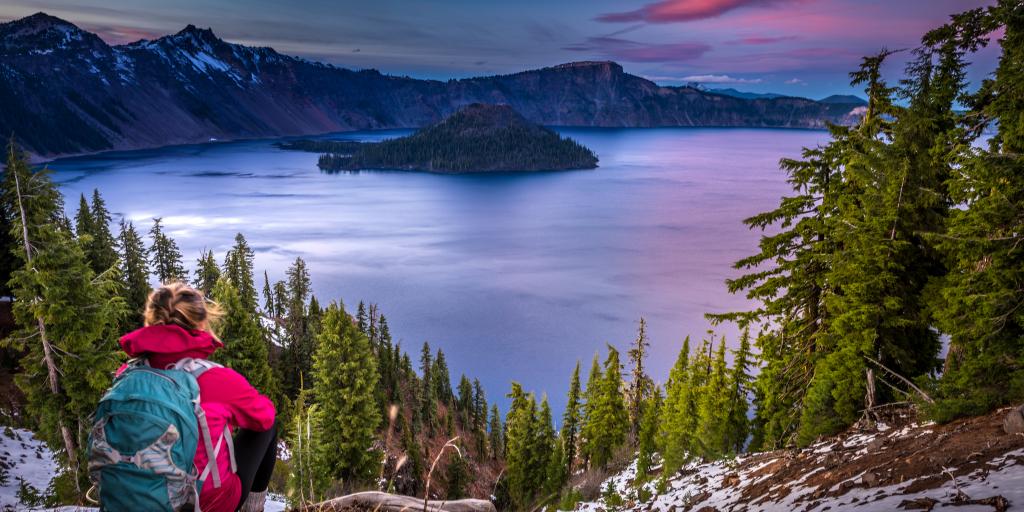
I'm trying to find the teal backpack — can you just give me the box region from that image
[88,358,236,512]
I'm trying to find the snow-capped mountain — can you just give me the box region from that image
[0,13,862,158]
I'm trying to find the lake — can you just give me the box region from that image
[49,127,829,415]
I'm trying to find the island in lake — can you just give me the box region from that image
[280,103,599,173]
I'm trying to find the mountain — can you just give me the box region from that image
[307,103,598,173]
[0,13,865,159]
[819,94,868,105]
[709,88,788,100]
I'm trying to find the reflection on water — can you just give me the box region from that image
[49,127,828,413]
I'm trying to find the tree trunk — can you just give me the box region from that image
[301,491,496,512]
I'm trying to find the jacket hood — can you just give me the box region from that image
[120,324,222,367]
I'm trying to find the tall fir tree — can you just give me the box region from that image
[725,329,754,453]
[311,302,381,486]
[695,339,731,459]
[2,144,126,490]
[223,233,258,313]
[627,318,653,443]
[148,218,185,283]
[79,190,118,276]
[928,2,1024,421]
[117,220,151,327]
[432,349,453,405]
[193,249,221,297]
[209,278,276,397]
[580,354,602,469]
[661,337,692,475]
[488,404,503,459]
[637,386,663,478]
[560,361,582,474]
[419,341,436,432]
[582,345,629,469]
[503,383,537,509]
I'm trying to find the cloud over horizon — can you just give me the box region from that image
[597,0,800,24]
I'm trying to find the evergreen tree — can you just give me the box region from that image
[193,249,220,297]
[560,361,582,474]
[582,345,629,469]
[209,278,276,396]
[82,190,118,275]
[311,302,381,486]
[488,404,503,459]
[148,218,185,283]
[627,318,653,443]
[419,342,435,432]
[457,374,474,423]
[661,337,691,475]
[432,349,453,405]
[262,271,275,315]
[2,144,126,490]
[580,354,602,469]
[287,390,328,506]
[927,2,1024,421]
[117,220,151,327]
[223,233,258,313]
[695,339,731,459]
[444,450,469,500]
[725,329,753,453]
[637,386,663,478]
[400,414,425,494]
[503,383,537,509]
[472,378,487,454]
[356,301,367,335]
[534,396,559,497]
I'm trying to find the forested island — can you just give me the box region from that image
[282,103,599,173]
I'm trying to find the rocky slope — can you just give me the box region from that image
[0,13,864,159]
[569,405,1024,511]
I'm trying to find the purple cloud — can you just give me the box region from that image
[597,0,802,23]
[563,36,711,62]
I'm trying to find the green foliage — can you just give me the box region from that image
[695,340,731,458]
[582,345,629,469]
[627,318,653,443]
[924,1,1024,422]
[193,249,220,297]
[444,450,469,500]
[223,233,258,313]
[561,361,582,473]
[660,337,692,474]
[637,386,662,478]
[432,349,453,405]
[2,143,126,487]
[287,390,329,506]
[147,217,185,283]
[117,220,150,327]
[311,302,381,487]
[210,278,277,397]
[488,404,503,459]
[314,104,598,172]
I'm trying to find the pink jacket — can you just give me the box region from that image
[119,325,276,512]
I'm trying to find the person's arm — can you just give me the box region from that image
[203,368,276,431]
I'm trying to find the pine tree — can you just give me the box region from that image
[432,349,453,405]
[489,404,503,459]
[457,375,473,424]
[560,361,582,474]
[503,383,537,509]
[400,413,425,494]
[580,354,602,469]
[356,301,367,336]
[84,189,118,275]
[533,395,556,493]
[117,220,150,327]
[444,450,469,500]
[419,342,435,432]
[209,278,276,396]
[472,377,487,454]
[287,390,329,506]
[637,386,663,478]
[148,218,185,283]
[582,345,629,469]
[193,249,221,296]
[627,318,653,443]
[928,2,1024,421]
[311,302,380,487]
[2,144,126,490]
[725,329,753,453]
[695,339,730,459]
[223,233,258,313]
[661,337,691,475]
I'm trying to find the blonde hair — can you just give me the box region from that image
[144,282,223,335]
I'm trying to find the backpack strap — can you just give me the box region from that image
[169,358,238,488]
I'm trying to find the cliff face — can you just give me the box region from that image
[0,13,862,158]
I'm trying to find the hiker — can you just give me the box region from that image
[112,282,277,512]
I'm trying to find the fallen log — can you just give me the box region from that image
[301,491,497,512]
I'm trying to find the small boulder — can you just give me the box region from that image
[723,473,741,487]
[1003,406,1024,435]
[861,471,878,487]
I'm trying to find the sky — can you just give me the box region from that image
[0,0,1002,98]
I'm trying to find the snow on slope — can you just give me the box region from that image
[568,406,1024,511]
[0,426,286,511]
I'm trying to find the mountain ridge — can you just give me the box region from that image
[1,13,864,159]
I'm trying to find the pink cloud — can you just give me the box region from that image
[563,37,711,62]
[597,0,801,23]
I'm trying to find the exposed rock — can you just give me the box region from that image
[303,491,495,512]
[1002,406,1024,434]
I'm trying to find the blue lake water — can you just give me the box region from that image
[48,127,829,414]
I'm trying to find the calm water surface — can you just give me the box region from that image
[49,127,828,413]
